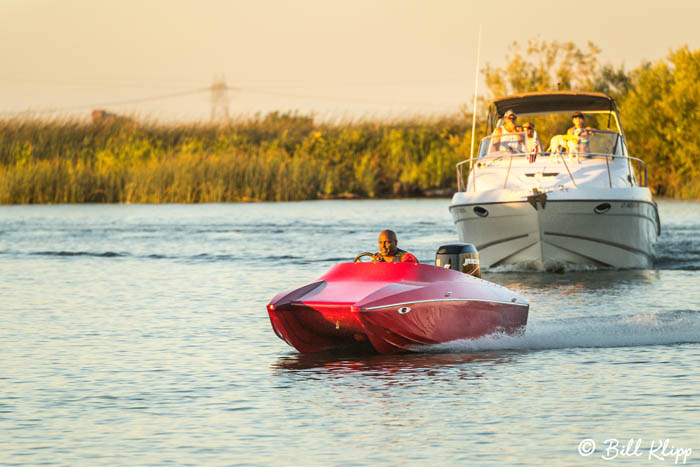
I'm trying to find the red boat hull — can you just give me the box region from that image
[267,263,528,354]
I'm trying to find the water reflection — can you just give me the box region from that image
[272,350,515,381]
[488,268,659,292]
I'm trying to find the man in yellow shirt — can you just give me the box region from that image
[567,112,593,154]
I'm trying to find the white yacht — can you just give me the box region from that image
[449,92,660,269]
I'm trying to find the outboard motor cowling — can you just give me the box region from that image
[435,243,481,278]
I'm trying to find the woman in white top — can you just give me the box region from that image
[490,110,526,153]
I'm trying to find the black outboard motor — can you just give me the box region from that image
[435,243,481,278]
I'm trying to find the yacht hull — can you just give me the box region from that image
[450,191,659,269]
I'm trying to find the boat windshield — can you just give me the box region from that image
[478,131,528,159]
[478,129,622,159]
[585,130,620,154]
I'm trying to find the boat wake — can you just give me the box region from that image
[1,249,353,265]
[29,250,126,258]
[430,309,700,353]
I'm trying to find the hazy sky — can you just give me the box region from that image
[2,0,699,121]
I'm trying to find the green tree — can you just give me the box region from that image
[592,64,633,101]
[620,46,700,197]
[482,37,601,98]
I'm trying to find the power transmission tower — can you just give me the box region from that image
[210,76,230,123]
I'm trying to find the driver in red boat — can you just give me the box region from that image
[375,230,419,263]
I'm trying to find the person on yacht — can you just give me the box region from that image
[522,122,542,162]
[376,230,419,263]
[567,111,593,153]
[490,110,526,153]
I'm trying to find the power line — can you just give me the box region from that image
[231,86,457,109]
[0,76,187,90]
[0,87,210,116]
[87,87,212,107]
[0,82,461,117]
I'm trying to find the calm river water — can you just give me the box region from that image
[1,199,699,466]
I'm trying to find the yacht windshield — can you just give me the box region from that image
[587,130,620,154]
[478,131,528,159]
[547,129,621,155]
[478,129,622,159]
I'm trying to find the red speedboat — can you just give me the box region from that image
[267,246,529,354]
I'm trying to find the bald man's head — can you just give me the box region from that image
[378,230,398,258]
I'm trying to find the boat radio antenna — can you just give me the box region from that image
[469,24,483,171]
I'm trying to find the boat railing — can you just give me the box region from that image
[456,153,649,192]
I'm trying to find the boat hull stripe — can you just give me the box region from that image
[489,241,539,268]
[544,231,652,258]
[365,298,528,311]
[542,242,613,268]
[476,234,530,250]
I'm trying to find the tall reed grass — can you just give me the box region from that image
[0,110,695,203]
[0,113,475,203]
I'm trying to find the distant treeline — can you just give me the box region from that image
[1,42,699,203]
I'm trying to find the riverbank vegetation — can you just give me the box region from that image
[1,41,698,203]
[0,114,476,203]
